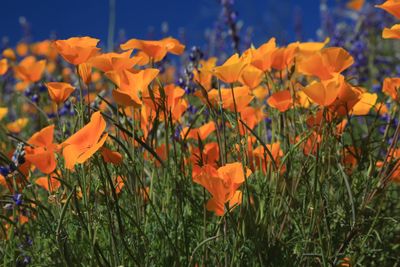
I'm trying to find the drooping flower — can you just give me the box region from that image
[62,111,108,170]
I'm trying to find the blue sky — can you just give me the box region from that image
[0,0,328,48]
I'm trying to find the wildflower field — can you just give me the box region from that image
[1,0,400,266]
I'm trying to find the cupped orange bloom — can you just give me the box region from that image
[106,68,159,107]
[303,78,341,106]
[0,107,8,120]
[267,90,293,112]
[54,36,100,65]
[382,77,400,101]
[46,82,75,105]
[239,64,263,89]
[250,38,277,72]
[383,24,400,39]
[120,37,185,62]
[192,162,252,216]
[189,142,220,167]
[193,57,218,90]
[0,59,8,75]
[101,147,123,165]
[376,0,400,19]
[295,38,330,58]
[271,43,298,71]
[351,92,377,115]
[347,0,365,11]
[251,142,283,173]
[25,125,59,174]
[14,56,46,83]
[62,111,108,170]
[2,48,16,61]
[213,53,250,84]
[88,50,138,73]
[208,86,254,112]
[7,118,28,133]
[297,47,354,80]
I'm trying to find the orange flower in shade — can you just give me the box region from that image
[376,0,400,19]
[213,53,250,84]
[382,77,400,101]
[297,47,354,80]
[239,107,265,135]
[251,142,283,173]
[0,59,8,75]
[101,147,123,165]
[25,125,59,174]
[347,0,365,11]
[250,38,277,72]
[208,86,254,112]
[0,107,8,120]
[193,57,218,90]
[14,56,46,83]
[106,68,159,107]
[62,111,108,170]
[267,90,293,112]
[6,118,28,133]
[120,37,185,62]
[182,121,216,140]
[382,24,400,39]
[46,82,75,105]
[35,173,61,193]
[54,36,100,65]
[192,162,252,216]
[114,176,125,194]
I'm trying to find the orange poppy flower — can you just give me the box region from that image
[192,162,251,216]
[295,38,330,58]
[88,50,138,73]
[0,107,8,120]
[182,121,216,140]
[54,36,100,65]
[297,47,354,80]
[239,64,263,89]
[106,68,159,107]
[77,63,92,84]
[251,142,283,173]
[250,38,277,72]
[193,57,218,90]
[271,43,298,71]
[101,147,123,165]
[208,86,254,112]
[7,118,28,133]
[347,0,365,11]
[2,48,16,61]
[25,125,59,174]
[189,142,220,167]
[14,56,46,83]
[114,176,125,194]
[46,82,75,105]
[302,78,341,106]
[382,24,400,39]
[351,92,377,115]
[35,172,61,193]
[239,107,265,135]
[62,111,108,170]
[267,90,293,112]
[213,53,250,84]
[382,77,400,101]
[376,0,400,19]
[120,37,185,62]
[0,59,8,75]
